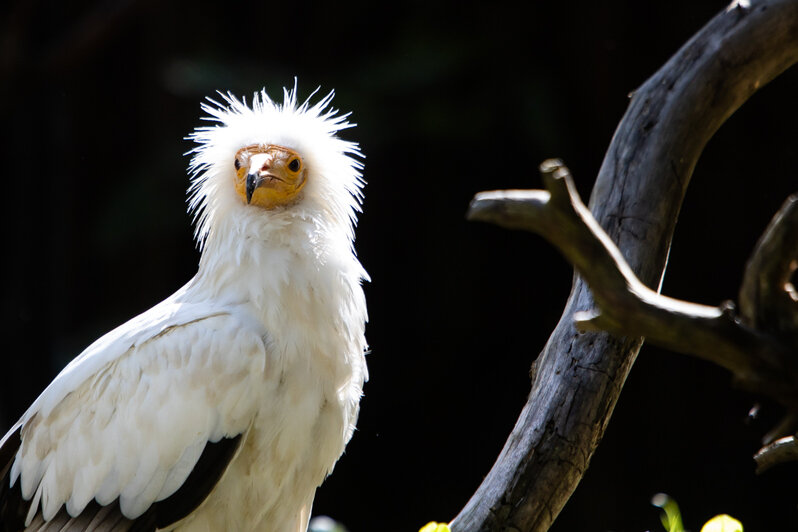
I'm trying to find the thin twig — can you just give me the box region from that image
[755,435,798,473]
[739,195,798,342]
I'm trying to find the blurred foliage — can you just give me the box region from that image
[418,522,451,532]
[309,515,349,532]
[701,514,743,532]
[653,493,685,532]
[653,493,743,532]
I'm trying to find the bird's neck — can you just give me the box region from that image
[191,206,363,325]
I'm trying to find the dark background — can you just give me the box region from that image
[1,1,797,530]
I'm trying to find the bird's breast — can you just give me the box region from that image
[175,268,367,531]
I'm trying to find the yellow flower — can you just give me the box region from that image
[418,522,451,532]
[700,514,743,532]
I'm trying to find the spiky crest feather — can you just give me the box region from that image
[186,87,365,252]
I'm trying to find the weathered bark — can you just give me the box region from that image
[451,1,798,531]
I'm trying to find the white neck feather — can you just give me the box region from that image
[188,200,368,360]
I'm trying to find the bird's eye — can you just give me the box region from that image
[287,158,301,172]
[234,158,241,171]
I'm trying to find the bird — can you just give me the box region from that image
[0,86,369,531]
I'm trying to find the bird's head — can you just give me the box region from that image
[186,86,364,250]
[233,143,307,208]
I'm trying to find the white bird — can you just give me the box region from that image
[0,86,369,531]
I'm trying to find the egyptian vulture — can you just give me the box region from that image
[0,87,369,531]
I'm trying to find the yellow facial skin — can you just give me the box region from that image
[233,144,307,209]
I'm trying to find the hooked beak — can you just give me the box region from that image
[245,173,261,204]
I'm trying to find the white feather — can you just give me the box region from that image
[9,85,369,531]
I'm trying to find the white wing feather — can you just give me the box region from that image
[10,301,268,524]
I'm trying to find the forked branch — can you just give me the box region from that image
[452,0,798,530]
[469,159,798,416]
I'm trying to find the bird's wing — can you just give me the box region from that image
[0,303,268,530]
[1,427,241,532]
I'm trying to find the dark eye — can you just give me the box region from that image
[234,158,241,170]
[287,158,301,172]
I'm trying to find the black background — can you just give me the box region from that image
[1,1,797,530]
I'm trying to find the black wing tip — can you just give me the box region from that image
[0,423,26,532]
[146,434,243,528]
[0,428,242,532]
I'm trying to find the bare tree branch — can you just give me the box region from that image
[452,1,798,531]
[755,435,798,472]
[470,159,798,407]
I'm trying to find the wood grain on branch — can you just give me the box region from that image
[452,1,798,531]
